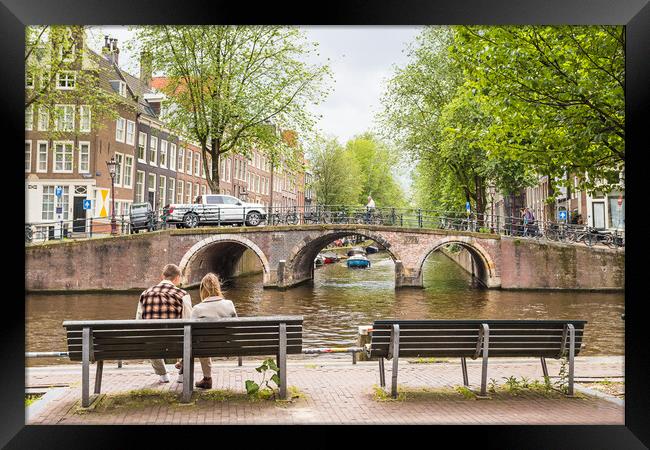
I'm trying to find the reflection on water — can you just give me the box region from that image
[26,252,624,365]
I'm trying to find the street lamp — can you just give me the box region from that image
[106,156,118,236]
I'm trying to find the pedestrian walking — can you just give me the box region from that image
[136,264,192,383]
[365,195,376,223]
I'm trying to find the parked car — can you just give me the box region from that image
[129,202,157,233]
[164,194,267,228]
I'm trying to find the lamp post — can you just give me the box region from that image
[106,156,118,236]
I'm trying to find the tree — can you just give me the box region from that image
[132,26,332,192]
[451,26,625,195]
[308,136,362,206]
[25,26,122,138]
[344,133,406,207]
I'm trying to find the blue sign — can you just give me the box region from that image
[83,199,92,210]
[55,186,63,197]
[558,210,567,221]
[55,206,62,214]
[465,201,471,212]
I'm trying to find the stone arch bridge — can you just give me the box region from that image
[25,224,624,292]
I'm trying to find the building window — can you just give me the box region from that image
[158,175,166,207]
[37,107,49,131]
[53,141,73,173]
[115,118,126,142]
[149,136,158,165]
[194,183,199,200]
[185,181,192,204]
[79,105,91,133]
[56,71,76,89]
[126,120,136,145]
[42,186,55,221]
[37,141,48,173]
[176,180,184,203]
[148,173,156,206]
[194,153,200,176]
[178,147,185,172]
[54,105,74,132]
[160,140,168,168]
[26,71,34,89]
[168,178,175,205]
[123,155,133,188]
[118,81,126,97]
[608,196,625,229]
[186,151,192,175]
[25,105,34,130]
[135,171,145,203]
[169,143,176,171]
[137,132,147,162]
[201,185,206,196]
[78,142,90,173]
[25,141,32,172]
[114,153,123,186]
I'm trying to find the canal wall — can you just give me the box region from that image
[441,237,624,291]
[231,249,263,277]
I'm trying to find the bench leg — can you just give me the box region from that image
[567,324,575,396]
[479,324,490,397]
[278,323,287,400]
[81,327,91,407]
[182,325,193,403]
[461,357,469,386]
[540,357,549,379]
[238,356,243,367]
[378,358,385,387]
[390,324,400,399]
[94,360,104,394]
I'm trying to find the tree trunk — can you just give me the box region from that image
[545,174,555,223]
[206,138,220,194]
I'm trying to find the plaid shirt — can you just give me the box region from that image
[138,281,188,319]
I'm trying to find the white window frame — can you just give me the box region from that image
[186,151,192,175]
[42,186,55,221]
[54,105,75,132]
[123,155,134,188]
[149,136,158,166]
[168,178,175,204]
[176,180,184,203]
[25,105,34,131]
[148,173,156,207]
[25,141,32,172]
[137,132,147,162]
[78,105,91,133]
[169,143,176,171]
[56,71,76,90]
[185,181,192,204]
[53,141,74,173]
[114,152,124,187]
[36,140,48,173]
[37,107,49,131]
[158,175,167,207]
[194,153,200,176]
[194,183,199,200]
[126,120,136,146]
[178,147,185,172]
[159,139,168,168]
[78,141,90,174]
[115,118,126,143]
[136,170,145,203]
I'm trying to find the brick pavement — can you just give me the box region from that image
[25,356,624,425]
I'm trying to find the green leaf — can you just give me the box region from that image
[266,359,279,372]
[270,374,280,386]
[245,380,259,395]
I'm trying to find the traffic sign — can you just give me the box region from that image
[558,210,567,221]
[56,206,62,214]
[55,186,63,197]
[83,199,92,210]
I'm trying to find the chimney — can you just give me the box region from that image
[103,37,120,66]
[140,51,153,88]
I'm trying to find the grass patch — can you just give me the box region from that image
[408,357,448,364]
[455,386,477,399]
[25,393,43,407]
[304,364,319,369]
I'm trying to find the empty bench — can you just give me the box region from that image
[63,315,303,406]
[367,319,586,398]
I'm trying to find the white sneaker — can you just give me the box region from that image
[177,373,183,383]
[159,374,170,383]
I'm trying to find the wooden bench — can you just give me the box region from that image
[63,315,303,406]
[367,319,586,398]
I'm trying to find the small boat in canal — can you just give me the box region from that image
[322,253,340,264]
[365,245,379,254]
[347,247,366,257]
[347,254,371,269]
[314,254,325,266]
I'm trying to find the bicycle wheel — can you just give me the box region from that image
[285,213,299,226]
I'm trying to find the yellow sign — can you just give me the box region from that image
[99,189,109,217]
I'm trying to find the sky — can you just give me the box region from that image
[86,26,422,194]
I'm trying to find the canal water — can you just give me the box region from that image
[26,251,624,366]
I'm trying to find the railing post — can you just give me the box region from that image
[217,207,221,227]
[417,209,422,228]
[60,220,64,240]
[89,217,93,238]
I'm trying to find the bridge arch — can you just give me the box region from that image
[415,236,500,288]
[283,228,402,287]
[178,234,271,287]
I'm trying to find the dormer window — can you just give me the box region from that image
[110,80,127,98]
[56,71,76,89]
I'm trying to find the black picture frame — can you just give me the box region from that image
[5,0,648,447]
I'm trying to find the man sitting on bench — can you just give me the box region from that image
[136,263,193,383]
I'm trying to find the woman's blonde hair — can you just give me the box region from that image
[200,273,223,300]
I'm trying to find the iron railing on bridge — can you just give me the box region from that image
[25,204,625,249]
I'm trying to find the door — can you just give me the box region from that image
[592,202,606,229]
[73,197,86,232]
[148,191,155,210]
